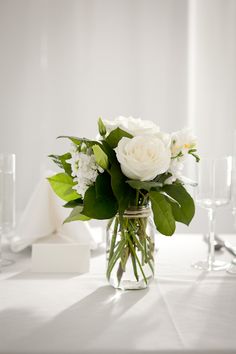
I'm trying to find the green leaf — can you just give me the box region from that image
[64,205,90,223]
[162,184,195,226]
[63,199,83,208]
[95,171,110,198]
[160,192,180,206]
[155,172,172,184]
[48,153,72,175]
[58,136,101,148]
[47,173,80,202]
[150,191,176,236]
[101,140,117,164]
[92,144,109,170]
[110,164,135,214]
[105,127,133,148]
[98,117,106,137]
[82,172,118,219]
[126,180,163,191]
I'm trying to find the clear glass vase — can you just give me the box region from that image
[106,205,155,290]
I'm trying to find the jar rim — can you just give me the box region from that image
[123,205,151,218]
[126,204,149,210]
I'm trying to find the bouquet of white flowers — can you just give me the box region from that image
[48,116,199,289]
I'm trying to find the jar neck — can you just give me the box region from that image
[123,205,151,218]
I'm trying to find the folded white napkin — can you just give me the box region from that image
[11,172,105,252]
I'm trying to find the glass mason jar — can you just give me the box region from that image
[106,205,155,290]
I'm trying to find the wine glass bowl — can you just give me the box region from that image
[193,156,232,271]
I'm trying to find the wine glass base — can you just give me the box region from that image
[227,266,236,274]
[192,260,229,271]
[227,259,236,274]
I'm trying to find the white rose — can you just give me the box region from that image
[115,136,171,181]
[171,128,196,157]
[103,116,160,136]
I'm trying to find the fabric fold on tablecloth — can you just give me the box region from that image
[11,171,104,252]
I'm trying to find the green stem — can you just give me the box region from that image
[121,245,129,271]
[131,229,154,275]
[107,211,154,286]
[117,261,124,285]
[107,216,119,260]
[107,238,126,280]
[140,218,148,263]
[130,249,139,282]
[127,235,148,285]
[130,229,143,251]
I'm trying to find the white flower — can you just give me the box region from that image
[165,128,197,184]
[156,131,171,148]
[115,135,171,181]
[165,159,184,184]
[170,128,196,158]
[68,145,103,197]
[103,116,160,136]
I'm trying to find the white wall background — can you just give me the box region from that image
[0,0,235,233]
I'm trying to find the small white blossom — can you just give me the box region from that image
[68,144,103,198]
[170,128,196,158]
[165,128,197,184]
[165,159,184,184]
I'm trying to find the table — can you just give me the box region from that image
[0,234,236,354]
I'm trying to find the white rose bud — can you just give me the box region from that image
[115,136,171,181]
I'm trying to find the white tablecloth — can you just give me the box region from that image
[0,234,236,354]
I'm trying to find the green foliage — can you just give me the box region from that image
[162,184,195,225]
[101,140,117,164]
[58,136,102,149]
[150,191,176,236]
[98,117,107,137]
[63,199,83,208]
[126,180,163,192]
[48,153,72,175]
[105,127,133,148]
[48,120,197,237]
[47,173,80,202]
[110,164,135,214]
[92,144,109,170]
[64,205,90,223]
[82,172,118,219]
[155,172,172,184]
[188,149,200,162]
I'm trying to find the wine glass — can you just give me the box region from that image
[193,156,232,271]
[227,132,236,274]
[0,153,16,269]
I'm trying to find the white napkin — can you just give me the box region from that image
[11,172,105,252]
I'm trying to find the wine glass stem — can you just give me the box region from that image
[208,208,216,270]
[0,229,2,271]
